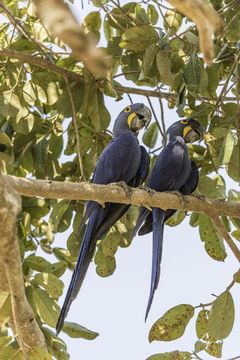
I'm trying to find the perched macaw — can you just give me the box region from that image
[56,103,151,334]
[133,119,205,320]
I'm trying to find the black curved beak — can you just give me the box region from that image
[135,105,152,129]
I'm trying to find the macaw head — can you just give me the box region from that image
[113,103,151,136]
[165,118,205,144]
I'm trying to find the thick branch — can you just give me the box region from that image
[0,176,46,354]
[5,175,240,218]
[33,0,111,77]
[166,0,224,66]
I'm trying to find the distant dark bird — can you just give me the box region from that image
[133,119,205,320]
[56,103,151,335]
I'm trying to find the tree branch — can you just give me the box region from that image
[0,48,238,103]
[5,175,240,218]
[211,216,240,262]
[0,176,46,354]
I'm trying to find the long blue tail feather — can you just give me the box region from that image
[145,208,165,321]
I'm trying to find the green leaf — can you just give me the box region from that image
[31,287,60,328]
[165,210,186,227]
[0,132,11,147]
[43,261,67,278]
[29,347,52,360]
[194,340,206,353]
[121,51,141,81]
[25,255,51,272]
[32,138,49,178]
[62,321,99,339]
[199,214,227,261]
[218,129,235,165]
[182,53,201,95]
[119,25,159,52]
[190,212,200,227]
[156,50,173,87]
[196,309,209,339]
[208,291,235,340]
[103,19,113,41]
[220,216,231,232]
[231,229,240,241]
[95,244,116,277]
[42,327,69,360]
[147,4,159,25]
[146,351,191,360]
[53,248,76,271]
[206,341,222,358]
[34,273,64,299]
[164,8,182,34]
[198,174,226,199]
[142,122,158,148]
[149,304,194,342]
[49,199,71,233]
[0,292,11,326]
[83,11,101,32]
[0,92,20,117]
[226,142,240,182]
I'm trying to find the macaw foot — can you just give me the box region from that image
[193,193,205,200]
[110,181,133,200]
[138,185,155,196]
[170,190,186,210]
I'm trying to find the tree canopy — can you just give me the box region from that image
[0,0,239,359]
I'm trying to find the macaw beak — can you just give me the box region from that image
[135,105,152,129]
[184,122,205,143]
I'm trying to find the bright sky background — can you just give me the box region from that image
[54,2,240,359]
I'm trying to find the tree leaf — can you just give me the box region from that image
[198,174,226,199]
[0,292,11,326]
[182,52,201,94]
[199,214,227,261]
[142,122,158,148]
[196,309,209,339]
[29,347,52,360]
[62,321,99,339]
[31,287,60,328]
[149,304,194,342]
[218,129,235,165]
[206,342,222,358]
[147,4,159,25]
[25,255,51,272]
[226,142,240,182]
[146,351,191,360]
[165,210,186,227]
[119,25,159,52]
[34,273,64,298]
[208,291,235,340]
[156,50,173,87]
[43,261,67,278]
[164,8,182,34]
[42,327,69,360]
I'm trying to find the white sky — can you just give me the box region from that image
[55,2,240,360]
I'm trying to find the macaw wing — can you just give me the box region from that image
[138,160,198,236]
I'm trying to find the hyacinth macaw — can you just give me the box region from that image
[133,118,205,320]
[56,103,152,334]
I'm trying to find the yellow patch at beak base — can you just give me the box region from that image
[127,112,136,128]
[183,125,192,138]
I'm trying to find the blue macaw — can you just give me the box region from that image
[56,103,151,334]
[133,119,205,320]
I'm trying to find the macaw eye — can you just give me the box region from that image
[124,106,131,113]
[180,119,188,124]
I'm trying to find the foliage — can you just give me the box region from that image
[0,0,239,359]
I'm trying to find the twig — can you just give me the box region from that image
[211,215,240,263]
[213,52,240,113]
[146,96,164,137]
[65,77,86,181]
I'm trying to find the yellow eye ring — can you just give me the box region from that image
[124,106,131,113]
[180,119,188,124]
